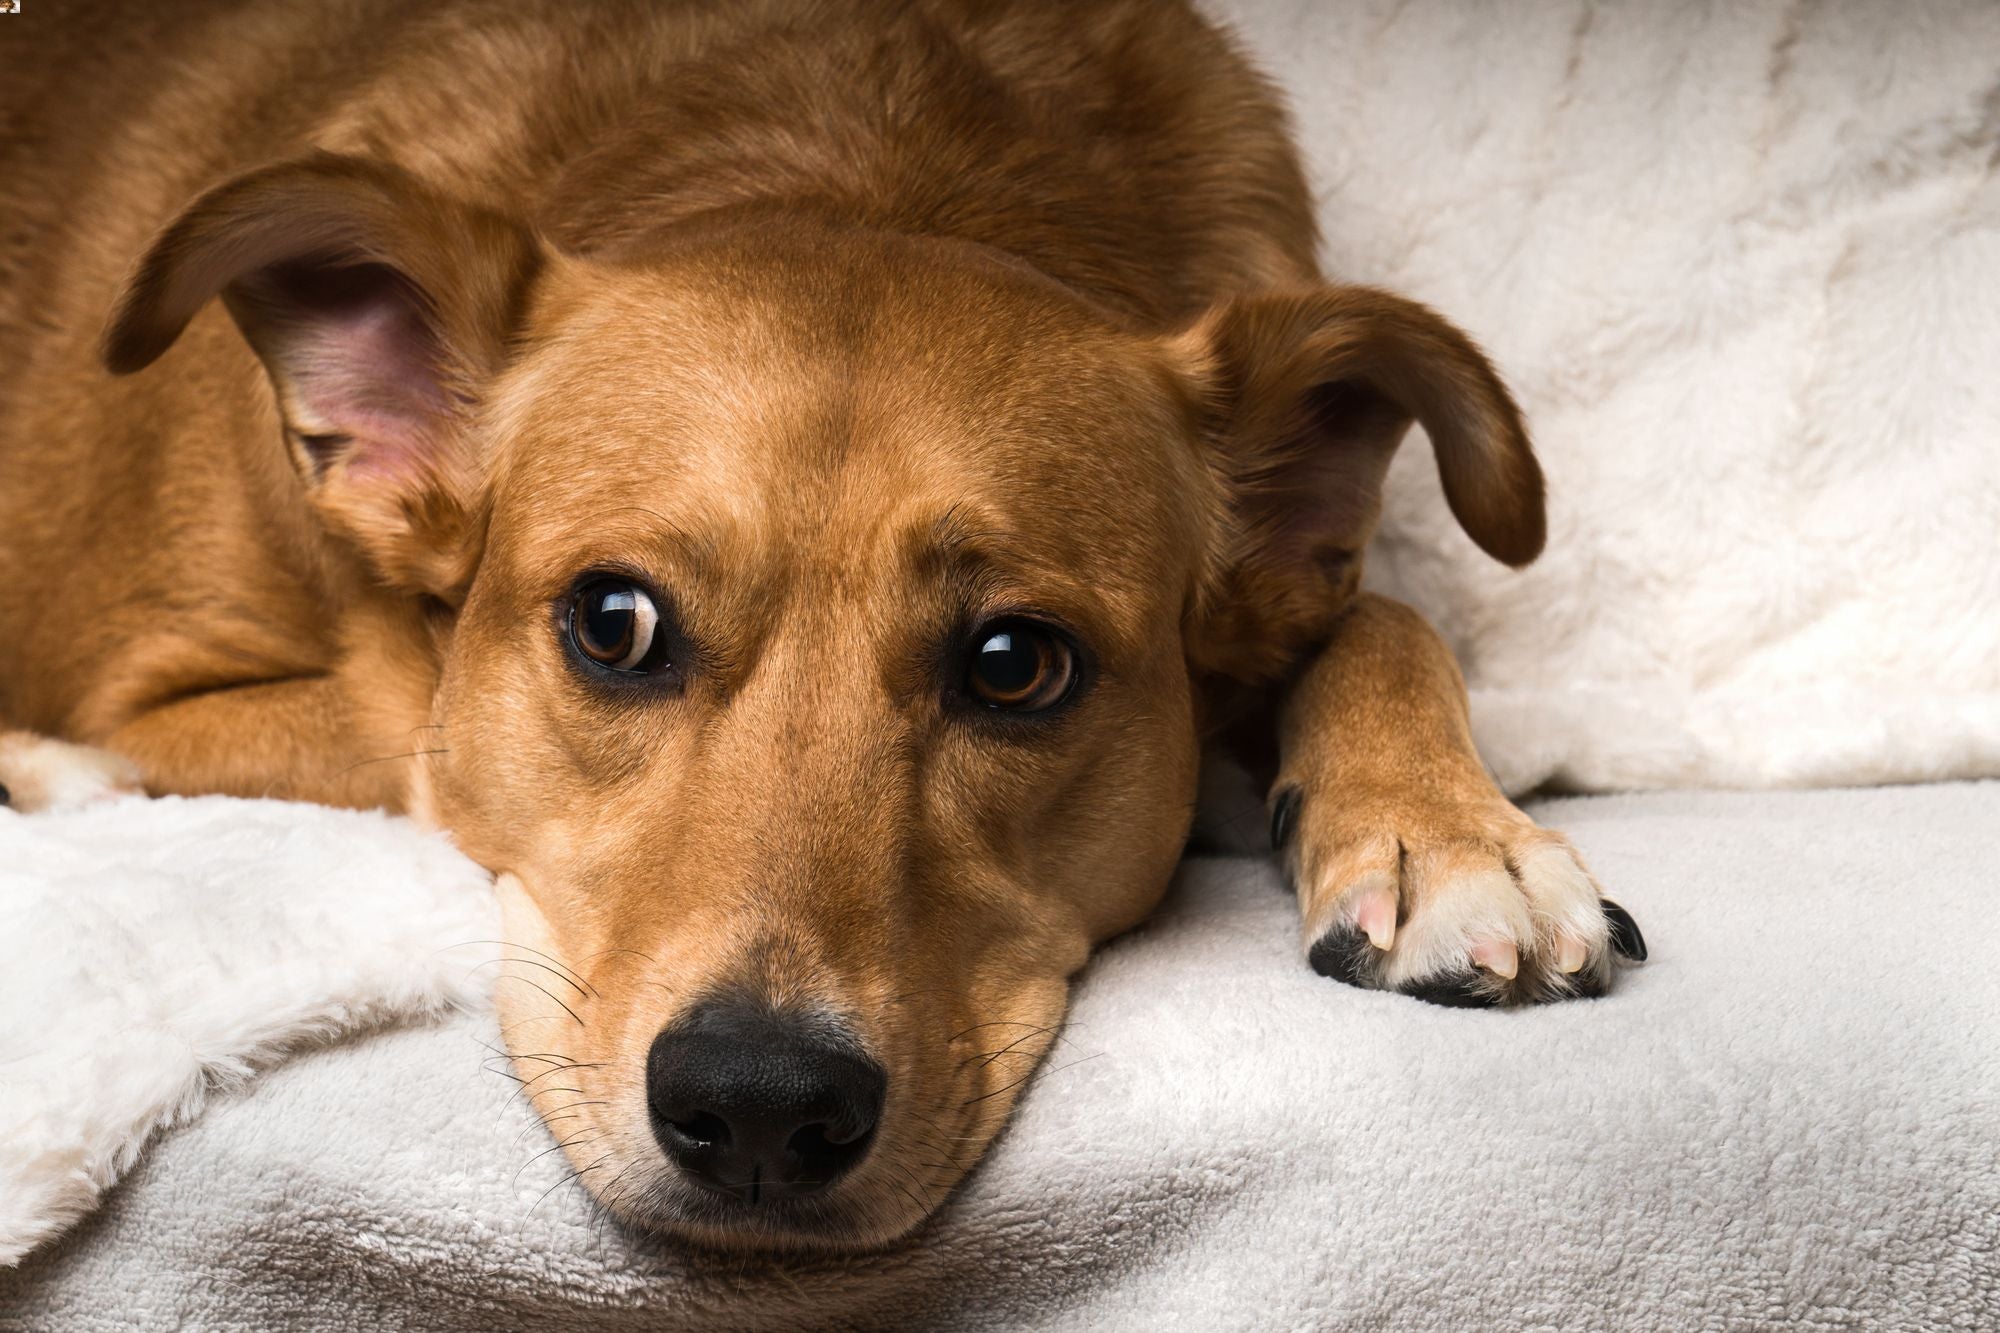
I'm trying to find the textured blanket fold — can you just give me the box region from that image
[0,797,496,1267]
[5,784,1996,1330]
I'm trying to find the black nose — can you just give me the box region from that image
[645,1002,886,1203]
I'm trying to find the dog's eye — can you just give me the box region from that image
[569,580,663,672]
[965,620,1076,712]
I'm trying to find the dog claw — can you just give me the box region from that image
[1555,935,1588,974]
[1268,786,1302,854]
[1602,899,1648,962]
[1354,890,1397,950]
[1469,939,1518,980]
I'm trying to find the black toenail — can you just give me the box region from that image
[1601,899,1647,962]
[1268,785,1301,853]
[1400,971,1502,1008]
[1308,924,1373,987]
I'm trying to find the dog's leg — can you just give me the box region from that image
[100,677,411,809]
[0,732,145,813]
[3,677,415,812]
[1268,594,1644,1005]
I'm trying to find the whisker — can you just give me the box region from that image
[484,1058,594,1109]
[514,1129,602,1187]
[511,1097,610,1146]
[522,1061,599,1091]
[560,945,676,997]
[448,940,599,996]
[528,1152,615,1217]
[961,1052,1106,1108]
[594,1162,642,1244]
[498,1015,569,1038]
[488,1078,587,1124]
[571,945,660,969]
[887,1155,939,1210]
[540,1097,609,1111]
[880,1169,928,1219]
[961,1026,1057,1071]
[468,956,594,999]
[489,974,587,1028]
[946,1018,1058,1044]
[474,1038,576,1067]
[331,746,450,778]
[518,1112,582,1145]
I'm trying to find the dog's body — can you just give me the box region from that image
[1,0,1638,1248]
[3,0,1316,807]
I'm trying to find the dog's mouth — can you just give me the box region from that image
[562,1085,980,1252]
[487,876,1067,1249]
[498,1009,1036,1250]
[617,1163,915,1251]
[649,1114,882,1210]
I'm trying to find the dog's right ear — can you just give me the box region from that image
[1168,285,1544,683]
[102,153,543,598]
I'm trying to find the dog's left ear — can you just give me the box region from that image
[102,152,543,598]
[1168,285,1543,681]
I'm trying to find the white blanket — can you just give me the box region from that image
[4,783,1997,1329]
[1210,0,2000,793]
[0,798,495,1266]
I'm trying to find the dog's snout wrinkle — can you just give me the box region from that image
[645,1001,886,1204]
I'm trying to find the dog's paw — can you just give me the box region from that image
[0,732,145,813]
[1271,785,1645,1007]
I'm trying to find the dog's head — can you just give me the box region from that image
[105,155,1539,1248]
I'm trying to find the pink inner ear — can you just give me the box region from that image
[243,260,451,481]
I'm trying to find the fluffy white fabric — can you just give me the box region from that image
[0,797,495,1266]
[3,784,1996,1329]
[1209,0,2000,792]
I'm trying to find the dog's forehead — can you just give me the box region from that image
[486,234,1205,594]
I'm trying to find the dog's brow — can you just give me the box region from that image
[915,506,1028,598]
[537,505,725,576]
[926,504,1014,557]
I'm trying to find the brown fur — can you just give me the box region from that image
[0,0,1617,1250]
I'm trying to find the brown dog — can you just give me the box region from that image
[0,0,1642,1249]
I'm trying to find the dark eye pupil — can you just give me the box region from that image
[967,621,1078,713]
[580,588,635,660]
[975,632,1040,695]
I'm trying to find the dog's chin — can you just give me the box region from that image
[603,1169,933,1254]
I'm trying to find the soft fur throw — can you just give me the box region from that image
[0,797,495,1266]
[1214,0,2000,792]
[4,784,1997,1328]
